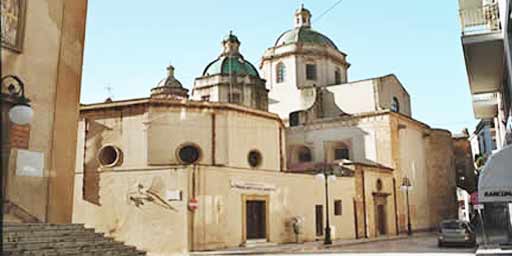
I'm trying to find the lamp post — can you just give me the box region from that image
[400,177,413,236]
[316,163,336,245]
[1,75,33,125]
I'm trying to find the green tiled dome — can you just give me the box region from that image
[274,27,338,50]
[202,32,260,78]
[203,55,260,78]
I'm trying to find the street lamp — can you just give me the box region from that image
[1,75,33,125]
[316,163,336,245]
[400,177,413,236]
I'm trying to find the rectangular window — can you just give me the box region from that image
[334,148,349,160]
[335,70,341,84]
[334,200,342,216]
[306,64,317,80]
[289,112,300,127]
[230,92,241,104]
[201,95,210,101]
[315,205,323,236]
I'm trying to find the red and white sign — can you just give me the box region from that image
[188,198,198,211]
[470,192,479,205]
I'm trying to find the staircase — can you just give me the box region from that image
[3,223,146,256]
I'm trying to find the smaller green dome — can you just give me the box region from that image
[202,32,260,78]
[274,27,338,50]
[203,55,260,78]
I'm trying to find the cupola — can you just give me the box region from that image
[150,65,189,99]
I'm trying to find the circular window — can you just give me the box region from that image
[376,179,383,191]
[178,144,201,164]
[97,145,123,167]
[247,150,262,168]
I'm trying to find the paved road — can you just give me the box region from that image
[272,235,476,255]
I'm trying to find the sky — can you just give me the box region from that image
[80,0,477,134]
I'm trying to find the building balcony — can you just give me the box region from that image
[459,1,501,36]
[472,92,498,118]
[459,1,504,117]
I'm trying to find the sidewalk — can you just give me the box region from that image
[191,232,433,255]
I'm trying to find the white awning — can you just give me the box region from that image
[478,144,512,203]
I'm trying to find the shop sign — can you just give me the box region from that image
[230,180,276,192]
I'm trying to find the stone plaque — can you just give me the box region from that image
[16,149,44,177]
[230,180,276,192]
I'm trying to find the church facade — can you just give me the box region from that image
[72,6,457,255]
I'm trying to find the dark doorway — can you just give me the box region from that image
[246,200,266,240]
[315,204,324,236]
[376,204,387,235]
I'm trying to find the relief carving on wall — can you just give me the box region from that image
[1,0,26,52]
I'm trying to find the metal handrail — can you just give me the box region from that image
[459,3,501,35]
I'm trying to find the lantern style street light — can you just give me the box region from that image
[1,75,33,125]
[400,176,413,236]
[316,163,336,245]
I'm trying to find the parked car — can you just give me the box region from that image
[438,219,476,247]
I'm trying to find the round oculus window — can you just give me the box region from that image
[247,150,262,168]
[178,145,201,164]
[97,145,123,167]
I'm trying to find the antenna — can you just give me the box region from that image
[105,83,114,99]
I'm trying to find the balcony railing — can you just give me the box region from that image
[459,2,501,35]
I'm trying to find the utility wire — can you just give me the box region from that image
[313,0,345,23]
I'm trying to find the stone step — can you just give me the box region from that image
[3,235,116,250]
[4,223,85,231]
[3,240,138,255]
[4,231,102,243]
[2,223,146,255]
[4,228,99,242]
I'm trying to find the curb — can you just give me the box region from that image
[191,232,434,255]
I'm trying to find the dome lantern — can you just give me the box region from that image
[150,64,189,99]
[222,31,241,56]
[295,4,311,28]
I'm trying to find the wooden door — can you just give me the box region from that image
[315,205,324,236]
[246,200,266,239]
[377,204,387,235]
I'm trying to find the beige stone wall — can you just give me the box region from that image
[262,43,348,121]
[425,130,458,226]
[2,0,87,223]
[146,104,283,170]
[395,119,431,231]
[358,167,398,238]
[286,114,391,165]
[287,111,457,234]
[72,164,356,255]
[193,166,356,250]
[389,114,457,233]
[72,167,190,256]
[375,75,411,117]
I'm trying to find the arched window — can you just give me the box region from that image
[334,68,341,84]
[298,146,312,162]
[391,97,400,113]
[276,62,286,83]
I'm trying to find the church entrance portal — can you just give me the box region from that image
[243,195,268,242]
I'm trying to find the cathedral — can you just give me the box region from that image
[72,6,457,255]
